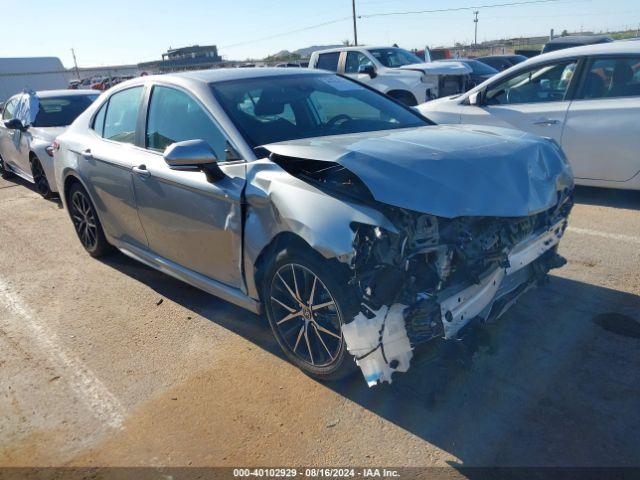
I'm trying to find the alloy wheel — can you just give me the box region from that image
[31,159,50,196]
[70,190,98,249]
[269,263,344,367]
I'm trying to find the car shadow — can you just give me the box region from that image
[99,252,640,468]
[0,174,62,207]
[574,185,640,210]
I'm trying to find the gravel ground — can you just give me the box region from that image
[0,175,639,469]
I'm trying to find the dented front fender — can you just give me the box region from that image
[243,159,397,299]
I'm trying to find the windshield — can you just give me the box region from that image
[33,95,98,127]
[367,48,423,68]
[465,60,499,75]
[211,74,429,148]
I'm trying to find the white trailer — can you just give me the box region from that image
[0,57,70,102]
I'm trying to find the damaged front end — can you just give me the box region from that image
[343,194,573,386]
[262,125,575,387]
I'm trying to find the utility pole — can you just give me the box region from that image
[352,0,358,46]
[473,11,479,46]
[71,48,80,80]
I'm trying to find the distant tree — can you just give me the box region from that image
[561,29,569,37]
[342,39,351,46]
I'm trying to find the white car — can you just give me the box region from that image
[0,89,98,197]
[309,46,472,106]
[418,42,640,190]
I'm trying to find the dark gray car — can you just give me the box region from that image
[53,69,574,386]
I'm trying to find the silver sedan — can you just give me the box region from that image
[53,69,574,386]
[0,89,98,197]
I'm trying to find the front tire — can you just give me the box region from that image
[0,154,13,179]
[262,246,357,381]
[68,183,112,257]
[30,156,53,199]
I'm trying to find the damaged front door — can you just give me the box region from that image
[132,85,246,288]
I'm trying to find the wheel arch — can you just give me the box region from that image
[61,170,100,216]
[62,171,84,207]
[252,232,325,304]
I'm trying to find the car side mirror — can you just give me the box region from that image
[4,118,26,131]
[468,91,483,106]
[358,64,377,78]
[163,139,225,182]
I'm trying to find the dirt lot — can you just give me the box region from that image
[1,175,639,469]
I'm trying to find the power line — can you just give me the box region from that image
[357,0,565,19]
[220,0,582,50]
[220,17,351,49]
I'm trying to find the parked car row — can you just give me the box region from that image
[69,75,135,91]
[0,90,99,197]
[305,35,622,108]
[306,46,544,105]
[308,45,475,105]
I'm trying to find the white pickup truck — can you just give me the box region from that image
[309,46,472,106]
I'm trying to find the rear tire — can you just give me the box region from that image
[30,156,54,199]
[67,182,112,257]
[0,154,14,179]
[262,246,358,381]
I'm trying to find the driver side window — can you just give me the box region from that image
[344,52,373,74]
[485,61,577,105]
[146,85,232,161]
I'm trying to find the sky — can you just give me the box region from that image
[1,0,638,68]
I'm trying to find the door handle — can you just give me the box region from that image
[533,119,560,126]
[81,148,93,159]
[132,164,151,179]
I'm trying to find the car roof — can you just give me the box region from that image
[33,89,99,98]
[478,54,524,59]
[155,67,325,84]
[529,40,640,62]
[463,40,640,96]
[103,68,331,94]
[436,58,477,62]
[312,45,403,54]
[546,34,611,45]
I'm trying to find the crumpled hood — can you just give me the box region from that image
[263,125,574,218]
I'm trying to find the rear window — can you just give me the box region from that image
[33,95,98,127]
[315,52,340,72]
[102,87,143,144]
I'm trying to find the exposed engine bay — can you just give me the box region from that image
[272,153,574,386]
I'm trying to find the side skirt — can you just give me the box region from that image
[116,241,262,315]
[4,164,34,184]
